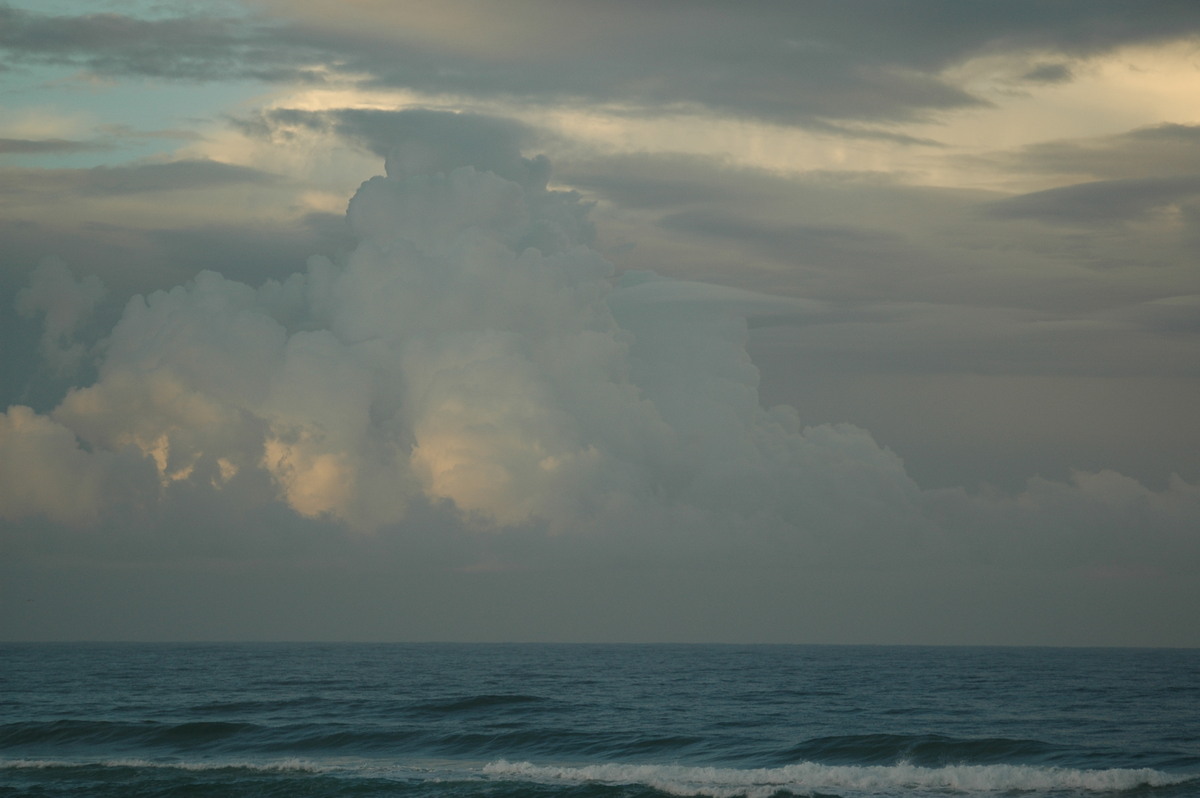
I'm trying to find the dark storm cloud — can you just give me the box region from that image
[987,175,1200,225]
[5,2,1200,126]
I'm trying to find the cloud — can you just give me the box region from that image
[550,148,1199,393]
[981,123,1200,181]
[2,117,908,545]
[557,155,741,210]
[0,214,350,303]
[986,175,1200,225]
[0,405,150,528]
[0,137,107,154]
[144,214,354,284]
[1018,62,1073,84]
[1,111,1197,626]
[925,469,1200,572]
[658,210,911,274]
[9,1,1200,130]
[79,159,281,195]
[15,258,105,375]
[238,108,541,177]
[1109,294,1200,336]
[0,159,280,202]
[0,1,320,82]
[3,2,1200,643]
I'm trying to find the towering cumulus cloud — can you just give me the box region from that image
[3,113,1198,592]
[2,116,914,547]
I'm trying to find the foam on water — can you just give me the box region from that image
[483,759,1195,797]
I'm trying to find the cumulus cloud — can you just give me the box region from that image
[0,405,149,527]
[2,112,1198,590]
[2,115,891,543]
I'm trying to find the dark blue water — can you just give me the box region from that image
[1,644,1197,797]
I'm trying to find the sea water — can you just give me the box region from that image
[1,643,1197,797]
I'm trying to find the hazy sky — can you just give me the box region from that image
[2,1,1199,646]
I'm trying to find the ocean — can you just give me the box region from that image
[1,643,1196,797]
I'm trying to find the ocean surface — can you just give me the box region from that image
[1,643,1197,798]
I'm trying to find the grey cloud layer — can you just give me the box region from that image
[986,175,1200,225]
[990,124,1200,181]
[5,1,1200,125]
[0,137,109,154]
[0,2,320,82]
[77,159,281,195]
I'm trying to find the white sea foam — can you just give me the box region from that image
[483,759,1194,797]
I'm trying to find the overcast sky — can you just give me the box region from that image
[2,1,1199,646]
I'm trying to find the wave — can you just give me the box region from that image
[0,758,326,773]
[483,759,1196,797]
[5,756,1194,797]
[0,719,258,750]
[1,719,674,762]
[6,718,1193,790]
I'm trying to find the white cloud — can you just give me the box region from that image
[2,139,917,540]
[0,405,142,527]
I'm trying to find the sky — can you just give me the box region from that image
[2,0,1199,646]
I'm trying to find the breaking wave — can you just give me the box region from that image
[483,758,1194,797]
